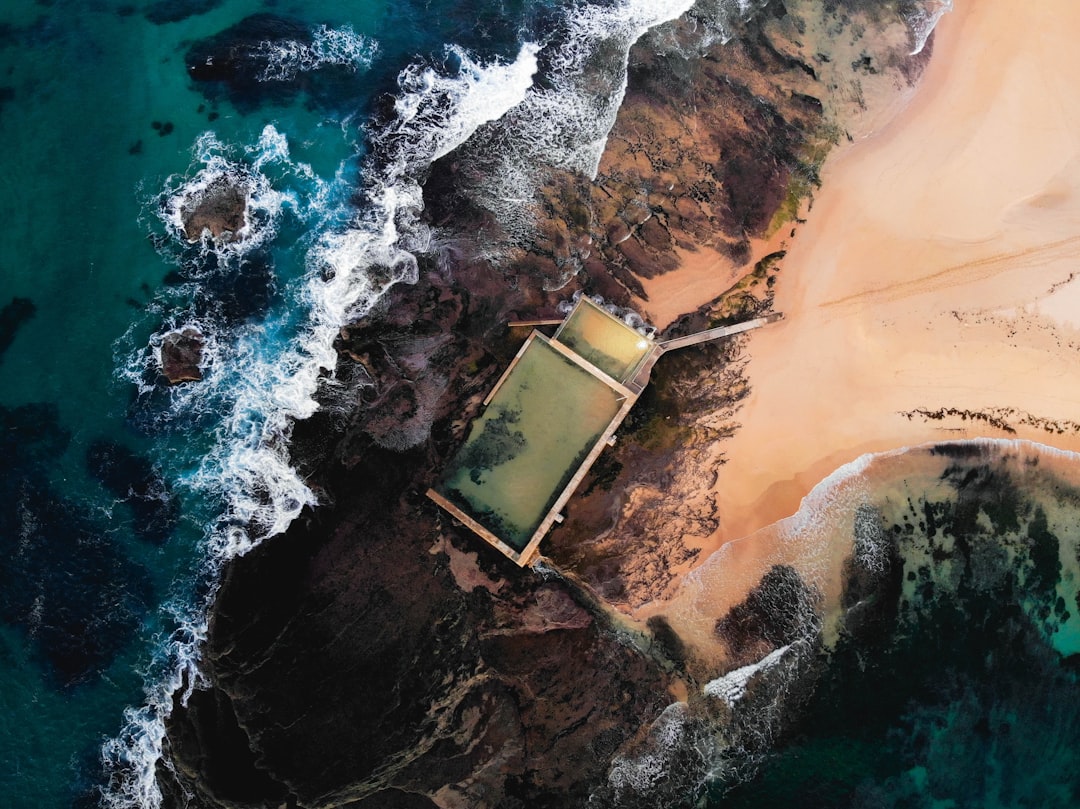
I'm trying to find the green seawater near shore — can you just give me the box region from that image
[707,442,1080,808]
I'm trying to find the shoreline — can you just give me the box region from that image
[642,437,1080,663]
[668,0,1080,568]
[155,1,1080,803]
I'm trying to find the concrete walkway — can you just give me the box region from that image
[625,312,783,393]
[658,312,783,351]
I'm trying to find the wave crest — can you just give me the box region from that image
[254,23,378,82]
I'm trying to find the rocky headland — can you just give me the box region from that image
[159,2,934,806]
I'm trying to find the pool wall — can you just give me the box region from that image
[429,299,653,566]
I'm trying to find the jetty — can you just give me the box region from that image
[427,298,781,566]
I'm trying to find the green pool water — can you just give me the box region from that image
[554,297,652,382]
[438,336,623,550]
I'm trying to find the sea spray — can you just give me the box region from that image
[100,0,964,803]
[599,639,817,808]
[102,1,719,794]
[443,0,745,246]
[102,38,544,809]
[703,644,792,707]
[253,24,379,83]
[904,0,953,54]
[160,131,287,255]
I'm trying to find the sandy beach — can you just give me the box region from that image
[683,0,1080,551]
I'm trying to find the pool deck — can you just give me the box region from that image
[428,301,782,567]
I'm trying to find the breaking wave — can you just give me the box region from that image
[103,33,545,809]
[254,23,379,82]
[159,132,287,255]
[450,0,768,245]
[103,0,814,802]
[904,0,953,55]
[598,439,1080,806]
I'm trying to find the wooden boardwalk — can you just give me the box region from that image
[658,312,783,351]
[626,312,783,393]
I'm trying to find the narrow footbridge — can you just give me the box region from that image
[626,311,783,393]
[659,311,783,350]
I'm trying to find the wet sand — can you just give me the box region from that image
[693,0,1080,551]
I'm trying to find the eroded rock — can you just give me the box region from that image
[179,178,247,243]
[159,327,205,384]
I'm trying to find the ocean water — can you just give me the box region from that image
[604,441,1080,808]
[4,2,1064,809]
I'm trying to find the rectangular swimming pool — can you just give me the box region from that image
[554,297,652,383]
[436,334,625,551]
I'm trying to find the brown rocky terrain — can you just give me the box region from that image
[159,327,206,384]
[158,1,936,806]
[180,177,248,243]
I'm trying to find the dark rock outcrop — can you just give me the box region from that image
[179,177,247,243]
[161,443,673,808]
[159,327,205,384]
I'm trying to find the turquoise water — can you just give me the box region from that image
[0,0,562,805]
[602,442,1080,809]
[707,444,1080,808]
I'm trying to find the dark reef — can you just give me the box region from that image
[145,0,223,26]
[0,404,153,689]
[85,439,180,546]
[717,470,1079,807]
[184,13,373,113]
[0,295,35,362]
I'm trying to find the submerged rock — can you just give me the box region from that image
[158,0,943,803]
[0,295,35,361]
[184,13,373,112]
[159,327,205,384]
[0,405,152,689]
[86,439,180,546]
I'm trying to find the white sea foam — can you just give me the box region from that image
[254,24,378,82]
[160,132,286,258]
[904,0,953,55]
[393,43,540,164]
[605,702,692,799]
[105,0,780,799]
[703,644,791,707]
[103,40,551,809]
[101,596,208,809]
[459,0,760,245]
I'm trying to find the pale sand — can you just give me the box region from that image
[640,235,786,329]
[695,0,1080,554]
